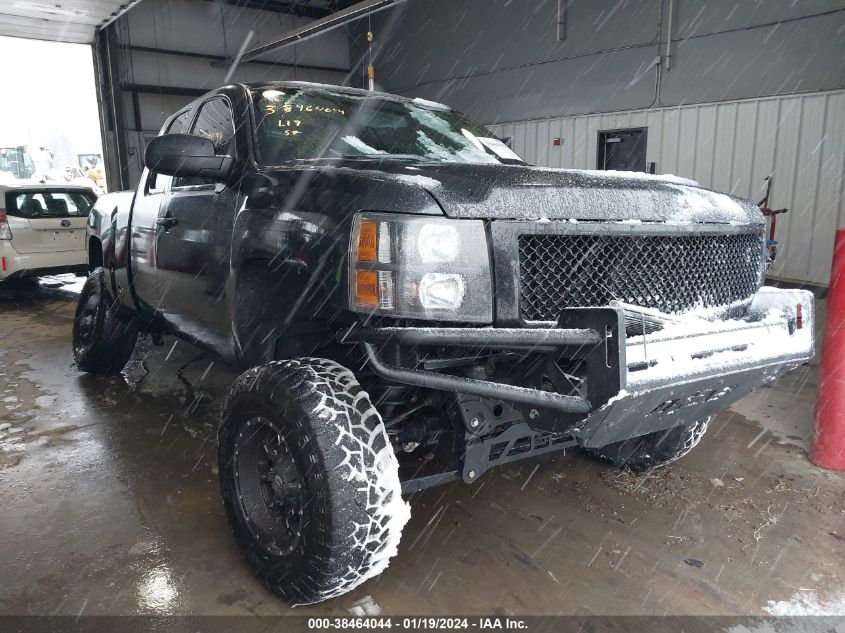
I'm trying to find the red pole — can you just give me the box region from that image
[811,227,845,470]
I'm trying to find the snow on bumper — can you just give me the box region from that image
[576,287,814,448]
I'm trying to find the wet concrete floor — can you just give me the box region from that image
[0,281,843,617]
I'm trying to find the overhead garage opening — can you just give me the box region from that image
[0,36,105,191]
[0,0,378,191]
[91,0,365,190]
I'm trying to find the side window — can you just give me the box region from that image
[173,98,235,188]
[147,110,192,194]
[168,110,192,135]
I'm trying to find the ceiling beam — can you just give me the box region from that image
[126,44,350,73]
[99,0,146,30]
[201,0,334,20]
[123,83,208,97]
[240,0,411,63]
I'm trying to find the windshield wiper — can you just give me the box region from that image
[305,153,430,163]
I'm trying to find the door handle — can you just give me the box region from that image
[156,216,178,229]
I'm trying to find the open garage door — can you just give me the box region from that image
[0,1,375,191]
[0,36,106,193]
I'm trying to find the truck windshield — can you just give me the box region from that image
[252,87,525,166]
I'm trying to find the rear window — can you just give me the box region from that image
[5,190,96,218]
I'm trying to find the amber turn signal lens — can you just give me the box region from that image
[355,270,379,307]
[357,221,378,262]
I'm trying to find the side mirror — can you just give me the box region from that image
[144,134,235,183]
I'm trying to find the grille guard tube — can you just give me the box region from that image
[360,342,593,414]
[344,307,624,417]
[345,326,602,348]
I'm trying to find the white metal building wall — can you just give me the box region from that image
[488,90,845,286]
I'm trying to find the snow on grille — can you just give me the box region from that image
[518,231,766,320]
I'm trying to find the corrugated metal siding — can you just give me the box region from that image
[489,90,845,286]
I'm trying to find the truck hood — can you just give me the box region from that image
[370,163,763,225]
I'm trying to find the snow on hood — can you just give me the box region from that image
[562,167,700,187]
[393,173,443,189]
[374,163,762,225]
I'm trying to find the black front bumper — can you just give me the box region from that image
[343,287,815,449]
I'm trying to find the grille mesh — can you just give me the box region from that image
[518,232,765,320]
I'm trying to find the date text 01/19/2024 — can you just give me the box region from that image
[307,617,529,630]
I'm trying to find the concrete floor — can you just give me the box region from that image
[0,280,843,618]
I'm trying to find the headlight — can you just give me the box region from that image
[417,223,460,263]
[350,213,492,323]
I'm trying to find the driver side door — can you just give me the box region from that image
[154,97,244,349]
[131,109,192,310]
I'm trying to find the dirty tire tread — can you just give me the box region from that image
[72,268,138,375]
[218,358,410,606]
[585,417,710,474]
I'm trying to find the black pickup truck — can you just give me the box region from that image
[74,81,814,605]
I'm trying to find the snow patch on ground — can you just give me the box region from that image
[38,273,85,295]
[764,590,845,616]
[726,618,845,633]
[348,595,382,616]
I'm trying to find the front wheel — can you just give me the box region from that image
[72,267,138,375]
[218,358,410,605]
[584,418,710,473]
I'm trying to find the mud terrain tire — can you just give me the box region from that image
[584,418,710,473]
[218,358,410,605]
[72,267,138,375]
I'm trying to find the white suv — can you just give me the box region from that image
[0,182,96,281]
